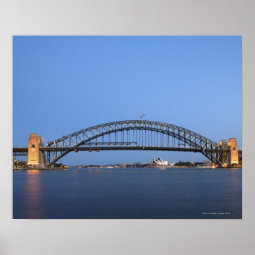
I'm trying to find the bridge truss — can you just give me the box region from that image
[45,120,225,166]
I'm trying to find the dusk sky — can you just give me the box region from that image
[13,36,242,165]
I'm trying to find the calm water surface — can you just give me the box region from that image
[13,167,242,219]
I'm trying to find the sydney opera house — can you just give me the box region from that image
[149,157,168,166]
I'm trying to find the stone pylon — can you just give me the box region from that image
[27,134,46,168]
[227,138,239,166]
[219,138,239,167]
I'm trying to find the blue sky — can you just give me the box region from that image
[13,36,242,165]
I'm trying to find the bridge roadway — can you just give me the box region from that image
[13,146,227,155]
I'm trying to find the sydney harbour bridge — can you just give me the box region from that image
[13,120,239,168]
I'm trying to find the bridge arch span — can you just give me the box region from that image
[46,120,223,166]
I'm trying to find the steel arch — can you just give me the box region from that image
[46,120,223,166]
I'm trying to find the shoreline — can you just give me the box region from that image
[13,165,242,171]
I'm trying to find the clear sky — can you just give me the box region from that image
[13,36,242,165]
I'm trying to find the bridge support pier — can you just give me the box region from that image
[219,140,228,167]
[27,134,46,168]
[227,138,239,167]
[219,138,239,167]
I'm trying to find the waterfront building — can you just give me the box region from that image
[149,157,168,166]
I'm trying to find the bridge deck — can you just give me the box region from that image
[13,147,227,153]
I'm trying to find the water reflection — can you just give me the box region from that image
[156,166,167,171]
[27,170,40,174]
[87,168,101,173]
[25,169,43,218]
[95,168,101,173]
[13,167,242,219]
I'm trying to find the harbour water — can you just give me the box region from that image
[13,167,242,219]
